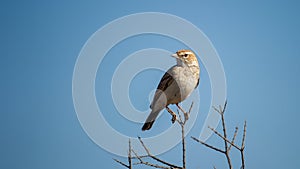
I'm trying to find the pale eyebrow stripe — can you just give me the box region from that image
[184,52,193,55]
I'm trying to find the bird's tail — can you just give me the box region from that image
[142,121,155,131]
[142,109,160,131]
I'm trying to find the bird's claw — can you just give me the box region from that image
[171,114,176,123]
[166,106,177,123]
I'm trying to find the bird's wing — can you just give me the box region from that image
[150,69,175,109]
[157,72,174,91]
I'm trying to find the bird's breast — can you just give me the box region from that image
[166,67,199,104]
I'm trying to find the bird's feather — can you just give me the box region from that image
[150,71,175,109]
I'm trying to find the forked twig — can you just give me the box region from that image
[192,101,247,169]
[113,139,132,168]
[114,101,247,169]
[240,121,247,169]
[138,137,182,169]
[131,149,170,169]
[174,102,194,168]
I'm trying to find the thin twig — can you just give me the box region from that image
[212,101,227,115]
[113,139,132,168]
[113,158,129,168]
[166,103,193,169]
[181,119,186,169]
[176,104,187,115]
[188,102,194,114]
[208,126,240,150]
[223,100,228,113]
[216,102,232,169]
[177,102,193,168]
[193,101,249,169]
[191,137,225,154]
[131,149,170,169]
[241,121,247,149]
[240,150,245,169]
[185,102,193,124]
[174,107,185,168]
[228,127,239,152]
[176,109,183,125]
[240,121,247,169]
[128,139,132,169]
[138,137,182,169]
[134,162,170,169]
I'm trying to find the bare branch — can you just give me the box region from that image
[228,127,239,152]
[176,109,183,125]
[240,121,247,169]
[191,136,225,154]
[114,100,247,169]
[240,151,245,169]
[241,121,247,149]
[185,102,193,124]
[138,137,182,169]
[176,103,187,115]
[218,102,232,169]
[188,102,194,114]
[213,106,220,114]
[177,102,193,168]
[113,158,130,168]
[213,100,227,115]
[131,149,170,169]
[133,103,193,169]
[223,100,228,113]
[193,101,248,169]
[208,126,241,151]
[165,103,193,169]
[181,117,186,169]
[210,102,232,169]
[113,139,132,168]
[128,139,132,169]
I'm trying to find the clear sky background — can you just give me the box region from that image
[1,1,300,169]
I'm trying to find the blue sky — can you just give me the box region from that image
[1,0,300,169]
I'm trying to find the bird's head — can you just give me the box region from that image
[171,49,199,67]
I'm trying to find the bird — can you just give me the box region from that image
[142,49,200,131]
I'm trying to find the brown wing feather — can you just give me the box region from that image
[157,72,174,91]
[150,72,174,109]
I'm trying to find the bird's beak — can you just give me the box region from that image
[171,53,179,58]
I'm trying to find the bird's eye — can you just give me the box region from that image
[183,54,189,58]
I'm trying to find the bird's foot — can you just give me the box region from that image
[166,106,177,123]
[171,114,176,123]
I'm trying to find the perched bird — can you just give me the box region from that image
[142,49,200,131]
